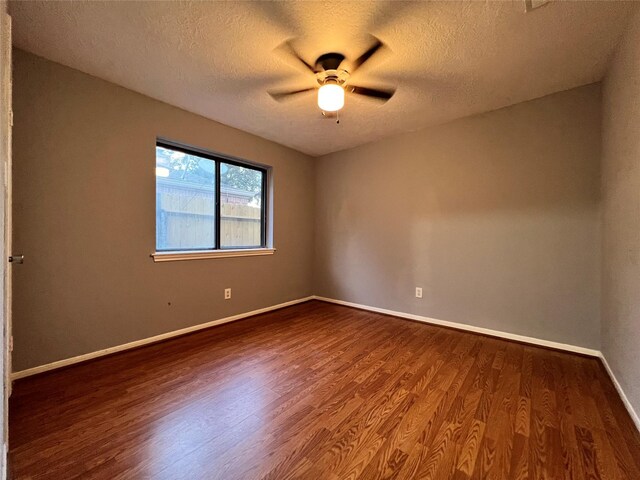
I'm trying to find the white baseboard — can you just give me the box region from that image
[598,353,640,432]
[312,296,600,357]
[11,296,314,380]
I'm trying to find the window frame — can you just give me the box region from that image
[154,139,269,257]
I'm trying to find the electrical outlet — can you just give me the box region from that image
[415,287,423,299]
[224,288,231,300]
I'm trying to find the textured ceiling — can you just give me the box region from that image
[9,1,637,156]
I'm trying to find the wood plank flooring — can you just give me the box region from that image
[9,300,640,479]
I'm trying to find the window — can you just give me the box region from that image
[155,141,267,255]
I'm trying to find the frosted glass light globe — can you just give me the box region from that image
[317,84,344,112]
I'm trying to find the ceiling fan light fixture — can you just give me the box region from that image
[317,83,344,112]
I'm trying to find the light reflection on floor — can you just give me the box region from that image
[145,363,273,478]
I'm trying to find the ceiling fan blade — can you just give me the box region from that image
[350,36,384,73]
[276,39,316,74]
[268,87,315,102]
[348,85,395,101]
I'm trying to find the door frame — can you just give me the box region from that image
[0,5,11,479]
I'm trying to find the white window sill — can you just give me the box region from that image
[152,248,275,263]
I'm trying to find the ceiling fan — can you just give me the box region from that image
[268,36,396,117]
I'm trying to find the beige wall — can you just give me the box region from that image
[602,11,640,417]
[315,84,602,349]
[12,50,315,371]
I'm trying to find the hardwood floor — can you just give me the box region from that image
[9,300,640,479]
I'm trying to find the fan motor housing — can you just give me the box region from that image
[316,69,349,87]
[315,52,345,72]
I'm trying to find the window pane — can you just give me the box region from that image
[156,146,216,251]
[220,163,264,248]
